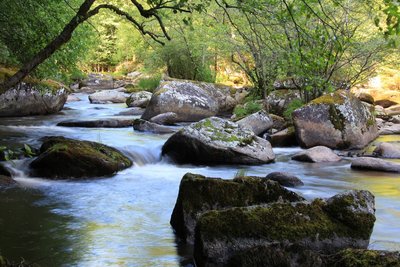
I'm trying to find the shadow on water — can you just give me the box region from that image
[0,187,84,266]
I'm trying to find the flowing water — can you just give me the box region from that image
[0,93,399,266]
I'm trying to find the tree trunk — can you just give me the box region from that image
[0,0,96,93]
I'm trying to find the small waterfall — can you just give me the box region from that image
[119,144,163,166]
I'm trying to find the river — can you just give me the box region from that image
[0,93,399,266]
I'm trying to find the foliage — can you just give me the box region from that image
[233,100,262,118]
[138,75,161,92]
[283,99,304,121]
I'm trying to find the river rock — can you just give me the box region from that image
[58,119,133,128]
[30,136,132,179]
[141,79,236,122]
[116,107,144,116]
[375,99,398,108]
[67,94,81,102]
[386,104,400,116]
[354,92,374,104]
[0,83,67,117]
[292,146,341,163]
[0,164,15,186]
[79,73,116,90]
[162,117,275,165]
[270,114,287,131]
[126,91,152,108]
[270,127,298,147]
[373,143,400,159]
[379,124,400,135]
[133,119,177,134]
[266,89,301,116]
[265,172,304,187]
[171,173,304,243]
[194,190,376,266]
[88,89,129,104]
[149,112,178,125]
[237,110,273,135]
[351,157,400,173]
[292,90,378,149]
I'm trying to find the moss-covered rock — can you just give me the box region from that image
[194,190,376,266]
[329,249,400,267]
[162,117,275,165]
[30,136,132,179]
[171,173,304,243]
[292,90,378,149]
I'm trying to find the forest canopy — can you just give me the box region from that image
[0,0,399,98]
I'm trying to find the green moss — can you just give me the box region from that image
[197,198,371,243]
[333,249,400,267]
[311,91,346,105]
[329,105,346,131]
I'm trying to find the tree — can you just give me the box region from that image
[0,0,207,93]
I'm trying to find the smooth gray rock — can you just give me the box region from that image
[265,172,304,187]
[88,89,130,104]
[116,108,144,116]
[133,119,177,134]
[373,142,400,159]
[379,124,400,135]
[79,73,116,90]
[237,110,273,135]
[351,157,400,173]
[126,91,152,108]
[149,112,179,125]
[292,146,341,163]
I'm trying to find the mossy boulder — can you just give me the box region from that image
[162,117,275,165]
[141,79,235,122]
[171,173,304,243]
[30,137,132,179]
[292,90,378,149]
[194,190,376,266]
[0,83,67,117]
[329,249,400,267]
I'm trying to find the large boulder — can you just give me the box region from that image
[171,173,304,243]
[79,73,116,90]
[292,90,378,149]
[88,89,129,104]
[351,157,400,173]
[30,137,132,179]
[292,146,341,163]
[0,83,67,117]
[237,110,273,136]
[141,79,236,122]
[126,91,152,108]
[373,142,400,159]
[162,117,276,165]
[194,190,376,266]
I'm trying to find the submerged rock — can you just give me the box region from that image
[265,172,304,187]
[373,142,400,159]
[351,157,400,173]
[194,190,376,266]
[292,146,341,163]
[133,119,177,134]
[116,107,144,116]
[162,117,275,165]
[292,90,378,149]
[141,79,235,122]
[88,89,129,104]
[58,119,133,128]
[237,110,273,136]
[0,83,67,117]
[30,136,132,179]
[126,91,152,108]
[170,173,304,243]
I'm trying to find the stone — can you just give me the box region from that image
[116,108,144,116]
[292,146,341,163]
[379,124,400,135]
[237,110,273,136]
[270,114,287,132]
[375,99,398,108]
[351,157,400,173]
[170,173,304,243]
[355,92,374,104]
[292,90,378,149]
[265,172,304,187]
[67,94,81,102]
[0,83,67,117]
[270,127,298,147]
[30,136,132,179]
[149,112,179,125]
[141,79,236,122]
[386,104,400,116]
[194,190,375,266]
[133,119,177,134]
[126,91,152,108]
[373,142,400,159]
[266,89,301,116]
[162,117,275,165]
[79,73,116,90]
[88,89,130,104]
[58,119,133,128]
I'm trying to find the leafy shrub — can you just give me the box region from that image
[233,100,262,118]
[138,75,161,92]
[283,99,304,121]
